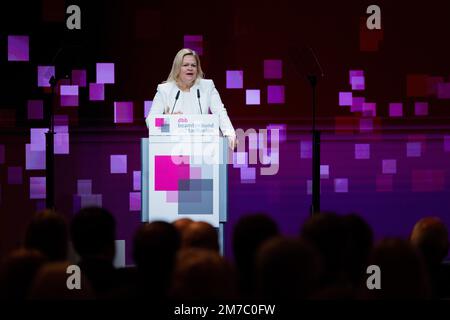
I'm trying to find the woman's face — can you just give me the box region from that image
[178,55,198,85]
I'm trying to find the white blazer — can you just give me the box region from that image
[146,79,236,137]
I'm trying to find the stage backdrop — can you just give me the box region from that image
[1,0,450,263]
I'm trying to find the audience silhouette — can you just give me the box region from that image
[1,206,449,301]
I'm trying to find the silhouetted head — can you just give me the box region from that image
[365,238,431,299]
[0,248,46,300]
[411,217,449,266]
[25,209,68,261]
[300,212,347,286]
[173,218,193,236]
[232,213,279,297]
[232,213,279,270]
[342,213,374,286]
[182,221,219,252]
[171,248,237,300]
[256,236,321,300]
[28,262,94,300]
[133,221,180,271]
[70,207,116,262]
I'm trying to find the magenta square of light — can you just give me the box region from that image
[96,63,115,84]
[166,191,178,203]
[334,178,348,193]
[264,60,282,79]
[26,144,45,170]
[240,166,256,182]
[184,35,203,55]
[360,118,373,132]
[144,101,153,118]
[154,155,190,191]
[233,152,248,167]
[320,165,329,179]
[190,167,202,179]
[382,159,397,174]
[339,92,352,106]
[267,85,285,104]
[114,102,134,123]
[129,192,141,211]
[376,174,393,192]
[300,141,312,159]
[54,115,68,126]
[30,128,47,151]
[412,170,445,192]
[389,103,403,117]
[0,145,5,164]
[362,103,376,117]
[155,118,164,127]
[414,102,428,116]
[445,136,450,152]
[27,100,44,120]
[55,125,68,133]
[8,166,23,185]
[226,71,243,89]
[133,171,141,191]
[350,70,364,78]
[307,180,312,195]
[437,83,450,99]
[246,90,260,105]
[38,66,55,87]
[355,144,370,159]
[71,70,87,87]
[79,194,103,209]
[30,177,46,199]
[54,133,69,154]
[60,85,79,107]
[8,35,29,61]
[351,97,365,112]
[77,180,92,195]
[267,124,287,143]
[110,155,127,174]
[89,83,105,101]
[407,142,421,157]
[351,76,365,90]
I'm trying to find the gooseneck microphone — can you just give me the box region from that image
[197,89,203,114]
[170,90,181,114]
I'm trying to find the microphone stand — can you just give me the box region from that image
[308,75,321,216]
[45,76,57,209]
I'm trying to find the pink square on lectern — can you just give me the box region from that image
[166,191,178,203]
[154,156,190,191]
[190,167,202,179]
[155,118,164,127]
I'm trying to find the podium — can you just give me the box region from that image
[141,114,228,253]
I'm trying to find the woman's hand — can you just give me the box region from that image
[227,135,238,150]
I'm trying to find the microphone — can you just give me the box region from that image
[197,89,203,114]
[171,90,181,114]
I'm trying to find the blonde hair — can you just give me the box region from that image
[166,48,204,84]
